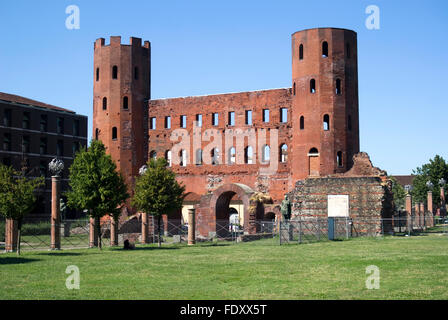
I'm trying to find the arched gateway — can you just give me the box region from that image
[195,183,258,238]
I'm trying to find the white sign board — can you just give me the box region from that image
[327,195,349,217]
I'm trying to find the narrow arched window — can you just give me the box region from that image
[180,150,187,167]
[123,96,128,109]
[112,65,118,79]
[293,82,296,96]
[134,66,139,80]
[96,68,99,81]
[165,150,172,167]
[300,116,305,130]
[211,148,219,165]
[228,147,236,164]
[262,145,270,163]
[337,151,343,167]
[102,97,107,110]
[95,128,99,140]
[346,43,351,59]
[280,144,288,163]
[323,114,330,131]
[112,127,117,140]
[195,149,203,165]
[245,146,253,164]
[322,41,328,58]
[299,44,304,60]
[310,79,316,93]
[150,150,157,160]
[336,79,342,95]
[348,115,352,131]
[309,148,319,156]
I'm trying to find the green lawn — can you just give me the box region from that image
[0,232,447,299]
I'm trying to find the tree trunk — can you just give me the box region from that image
[157,215,161,248]
[96,217,102,250]
[17,218,22,256]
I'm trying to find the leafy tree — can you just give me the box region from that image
[411,155,448,208]
[66,140,129,249]
[0,164,44,255]
[389,176,406,211]
[132,158,185,247]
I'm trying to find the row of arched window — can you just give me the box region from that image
[298,41,351,60]
[293,78,342,96]
[101,96,129,110]
[95,66,139,81]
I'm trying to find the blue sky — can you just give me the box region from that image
[0,0,447,175]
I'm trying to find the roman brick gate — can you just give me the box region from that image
[196,183,259,238]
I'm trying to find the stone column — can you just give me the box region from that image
[110,216,118,246]
[89,217,98,248]
[188,208,196,245]
[405,194,412,232]
[141,212,148,244]
[50,175,61,250]
[420,203,425,228]
[427,191,434,227]
[5,218,18,252]
[414,203,420,228]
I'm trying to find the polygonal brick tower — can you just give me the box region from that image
[290,28,359,181]
[92,36,150,204]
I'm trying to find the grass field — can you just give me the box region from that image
[0,231,447,300]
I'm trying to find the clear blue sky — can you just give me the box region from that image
[0,0,447,175]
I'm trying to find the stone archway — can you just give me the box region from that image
[196,183,255,237]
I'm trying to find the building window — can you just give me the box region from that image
[293,82,296,96]
[73,119,80,136]
[212,113,219,126]
[112,127,117,140]
[40,138,47,155]
[346,43,351,59]
[40,115,48,132]
[22,136,30,153]
[348,115,352,131]
[211,148,219,165]
[245,146,253,164]
[195,149,203,165]
[228,147,236,164]
[57,117,64,134]
[262,145,270,163]
[180,115,186,128]
[96,68,100,81]
[102,97,107,110]
[280,108,288,123]
[134,67,139,80]
[280,144,288,163]
[123,96,128,110]
[336,79,342,95]
[23,112,30,129]
[57,140,64,156]
[72,142,80,156]
[165,116,171,129]
[196,114,202,127]
[337,151,343,167]
[150,150,157,160]
[3,133,11,151]
[300,116,305,130]
[323,114,330,131]
[228,112,235,126]
[322,41,328,58]
[39,161,47,177]
[310,79,316,93]
[95,128,99,140]
[3,157,11,166]
[245,110,252,125]
[180,149,187,167]
[112,65,118,79]
[299,44,304,60]
[3,109,11,127]
[263,109,269,123]
[150,117,156,130]
[165,150,172,167]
